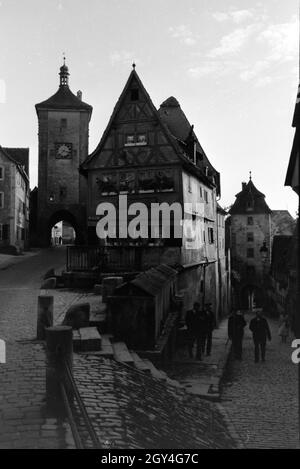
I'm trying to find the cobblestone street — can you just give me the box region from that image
[221,313,300,449]
[0,247,79,448]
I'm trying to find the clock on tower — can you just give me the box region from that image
[55,143,72,159]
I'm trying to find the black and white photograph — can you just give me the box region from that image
[0,0,299,453]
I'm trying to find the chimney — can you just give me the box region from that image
[77,90,82,101]
[242,182,246,190]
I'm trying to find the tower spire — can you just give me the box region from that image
[59,55,69,87]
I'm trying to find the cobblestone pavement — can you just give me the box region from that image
[221,313,300,449]
[0,247,80,448]
[72,355,237,449]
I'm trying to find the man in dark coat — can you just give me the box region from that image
[185,302,209,360]
[204,303,216,356]
[228,310,247,360]
[249,309,272,362]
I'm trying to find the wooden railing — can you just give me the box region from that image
[66,245,143,272]
[66,245,181,273]
[66,245,103,272]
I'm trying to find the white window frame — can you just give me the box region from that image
[124,133,147,147]
[0,191,4,208]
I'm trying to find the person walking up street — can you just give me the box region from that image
[204,303,216,356]
[249,309,272,363]
[228,310,247,360]
[185,302,209,360]
[278,312,289,343]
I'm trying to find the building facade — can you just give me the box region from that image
[0,146,30,253]
[34,61,92,246]
[81,67,230,321]
[269,235,293,317]
[228,177,273,310]
[285,81,299,336]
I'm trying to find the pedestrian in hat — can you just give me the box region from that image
[249,309,272,362]
[185,302,209,360]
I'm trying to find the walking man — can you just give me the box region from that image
[185,302,209,360]
[228,310,247,360]
[249,309,272,362]
[204,303,216,356]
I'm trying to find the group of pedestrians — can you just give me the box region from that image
[228,309,272,362]
[185,302,216,360]
[185,302,290,363]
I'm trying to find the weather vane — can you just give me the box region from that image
[132,62,136,69]
[249,170,252,180]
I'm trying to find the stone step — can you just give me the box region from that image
[142,359,167,381]
[112,341,134,364]
[96,334,114,357]
[79,327,102,352]
[129,351,152,373]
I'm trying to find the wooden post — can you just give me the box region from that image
[37,295,53,340]
[45,326,73,413]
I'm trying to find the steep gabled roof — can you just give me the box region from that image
[35,62,92,113]
[81,68,185,170]
[0,146,29,182]
[229,178,272,215]
[158,96,220,195]
[35,85,92,112]
[2,147,29,176]
[80,70,217,190]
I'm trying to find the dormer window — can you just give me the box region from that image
[131,89,139,101]
[124,134,147,146]
[137,134,146,144]
[126,135,135,145]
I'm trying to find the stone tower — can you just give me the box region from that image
[228,175,272,310]
[35,60,92,246]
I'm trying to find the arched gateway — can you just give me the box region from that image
[34,60,92,246]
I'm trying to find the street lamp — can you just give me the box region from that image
[259,241,268,263]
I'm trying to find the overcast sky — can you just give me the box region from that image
[0,0,298,216]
